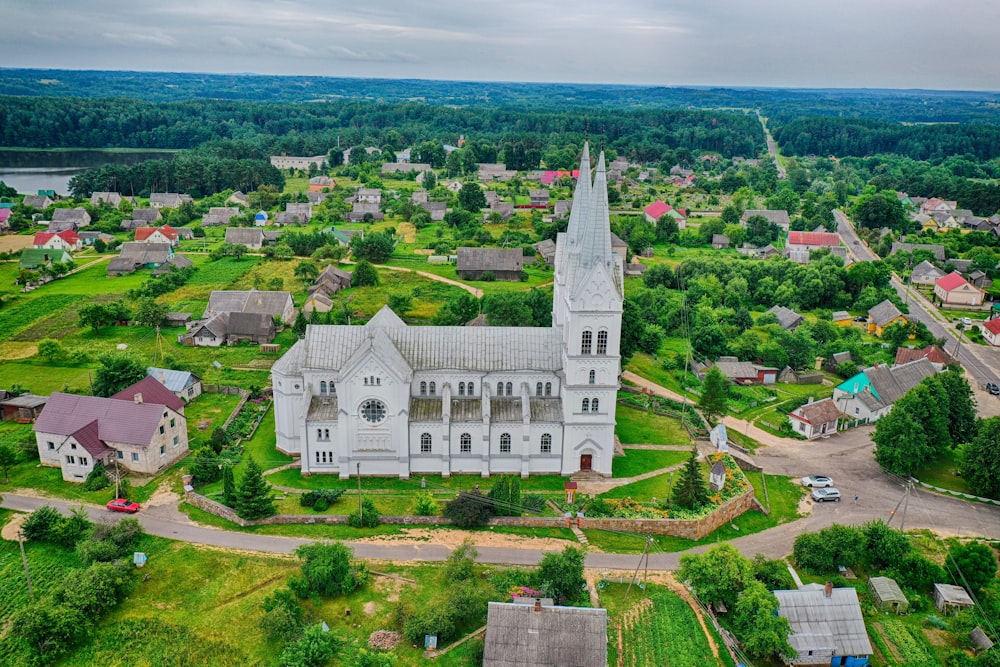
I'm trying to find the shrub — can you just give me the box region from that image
[348,498,380,528]
[279,623,343,667]
[295,542,368,598]
[55,561,134,616]
[83,461,111,491]
[443,490,494,527]
[413,492,438,516]
[261,587,303,642]
[402,604,456,645]
[522,494,546,513]
[299,488,345,508]
[312,497,330,512]
[21,505,65,542]
[9,601,87,666]
[77,518,144,564]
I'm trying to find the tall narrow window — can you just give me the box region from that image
[589,370,596,384]
[320,381,327,394]
[317,428,323,440]
[500,433,511,453]
[545,382,552,396]
[330,382,336,395]
[459,382,466,396]
[597,330,608,354]
[582,398,590,412]
[506,382,513,396]
[591,398,599,413]
[581,330,592,355]
[324,428,330,439]
[460,433,472,453]
[420,433,432,453]
[536,382,543,396]
[496,382,504,397]
[420,381,427,396]
[468,381,475,395]
[365,377,369,385]
[429,382,436,396]
[541,433,552,454]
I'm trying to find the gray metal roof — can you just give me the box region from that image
[307,396,339,421]
[767,305,803,330]
[529,398,563,422]
[225,228,264,246]
[146,367,200,393]
[890,242,946,261]
[869,577,906,604]
[205,290,292,319]
[934,583,974,606]
[491,398,524,422]
[457,247,524,272]
[774,587,873,658]
[409,397,443,422]
[0,394,47,409]
[865,358,936,405]
[483,601,607,667]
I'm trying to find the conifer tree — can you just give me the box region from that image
[699,366,729,422]
[222,464,237,507]
[235,456,276,520]
[673,448,709,509]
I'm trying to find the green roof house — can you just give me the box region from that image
[20,248,72,269]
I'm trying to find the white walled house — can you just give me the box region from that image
[935,271,985,306]
[272,144,623,479]
[33,377,188,482]
[982,319,1000,346]
[787,398,841,439]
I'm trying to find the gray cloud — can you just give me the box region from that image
[2,0,999,90]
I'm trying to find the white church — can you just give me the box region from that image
[271,143,623,478]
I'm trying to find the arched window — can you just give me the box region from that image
[458,382,465,396]
[316,428,323,440]
[364,377,369,385]
[506,382,513,396]
[329,381,336,396]
[324,428,330,439]
[468,381,475,395]
[429,382,436,396]
[545,382,552,396]
[420,433,432,453]
[591,398,599,413]
[376,377,381,386]
[500,433,511,453]
[496,382,504,397]
[316,452,321,463]
[460,433,472,453]
[597,330,608,354]
[540,433,552,454]
[536,382,543,396]
[420,381,427,396]
[320,381,327,394]
[582,398,590,412]
[581,330,592,355]
[589,370,596,385]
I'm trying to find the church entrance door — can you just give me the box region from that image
[580,454,592,471]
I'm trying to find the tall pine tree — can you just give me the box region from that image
[222,464,237,507]
[674,448,709,509]
[699,366,729,422]
[235,456,276,520]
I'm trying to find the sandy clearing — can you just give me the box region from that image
[0,236,34,253]
[1,512,26,541]
[354,526,576,551]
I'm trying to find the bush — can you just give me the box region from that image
[21,505,65,542]
[348,498,380,528]
[443,490,494,527]
[83,461,111,491]
[522,494,546,513]
[9,601,87,666]
[299,488,345,508]
[295,542,368,598]
[402,604,456,645]
[77,518,144,564]
[55,561,134,616]
[279,623,343,667]
[312,497,330,512]
[261,587,304,642]
[413,492,438,516]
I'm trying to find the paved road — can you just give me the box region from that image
[758,114,786,180]
[834,209,1000,386]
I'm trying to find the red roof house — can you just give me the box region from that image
[644,201,672,222]
[982,318,1000,346]
[135,225,180,245]
[934,271,985,306]
[33,229,82,251]
[787,231,840,247]
[539,170,580,186]
[894,345,953,366]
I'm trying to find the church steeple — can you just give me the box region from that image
[575,150,613,274]
[565,142,591,252]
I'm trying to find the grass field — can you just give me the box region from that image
[913,446,971,495]
[615,405,693,445]
[612,448,691,478]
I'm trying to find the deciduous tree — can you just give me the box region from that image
[946,541,997,593]
[679,543,754,611]
[93,353,146,397]
[732,580,793,660]
[536,546,586,604]
[699,366,729,422]
[294,541,368,597]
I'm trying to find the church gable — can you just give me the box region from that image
[340,333,411,386]
[571,261,622,309]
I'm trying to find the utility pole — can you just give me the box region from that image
[357,462,362,524]
[623,537,654,604]
[17,528,34,603]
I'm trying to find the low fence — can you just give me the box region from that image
[183,488,757,540]
[204,384,245,396]
[914,479,1000,506]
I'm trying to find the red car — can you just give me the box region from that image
[106,498,141,513]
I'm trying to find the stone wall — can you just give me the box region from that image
[184,489,757,539]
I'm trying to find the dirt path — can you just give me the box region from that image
[0,513,26,541]
[343,259,485,298]
[353,526,572,551]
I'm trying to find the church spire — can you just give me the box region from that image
[576,150,612,270]
[565,142,592,250]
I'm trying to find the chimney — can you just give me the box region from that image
[824,582,833,598]
[534,599,542,613]
[134,393,143,404]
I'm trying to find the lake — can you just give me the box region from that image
[0,149,175,195]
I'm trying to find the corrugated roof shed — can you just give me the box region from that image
[483,601,608,667]
[774,587,872,659]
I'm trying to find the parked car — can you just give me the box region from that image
[987,382,1000,396]
[853,316,867,322]
[107,498,141,513]
[811,488,841,503]
[801,475,834,488]
[961,317,973,326]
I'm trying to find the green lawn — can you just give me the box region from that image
[615,405,693,445]
[264,469,569,493]
[612,448,690,478]
[913,446,972,495]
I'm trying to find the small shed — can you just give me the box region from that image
[971,627,994,654]
[934,583,975,615]
[709,461,726,491]
[1,394,48,422]
[710,423,728,452]
[868,576,908,614]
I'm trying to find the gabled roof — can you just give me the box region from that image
[767,305,803,330]
[112,376,185,412]
[457,247,523,272]
[774,587,873,659]
[865,358,937,406]
[135,225,179,242]
[787,231,840,247]
[911,260,944,278]
[483,601,607,667]
[743,209,791,226]
[894,345,952,365]
[34,390,177,448]
[205,290,292,319]
[831,311,851,322]
[225,227,264,246]
[790,398,841,425]
[935,270,972,292]
[644,201,671,219]
[983,319,1000,336]
[890,242,946,261]
[146,367,201,393]
[227,312,276,339]
[868,299,904,327]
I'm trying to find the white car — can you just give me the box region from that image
[801,475,834,488]
[961,317,973,326]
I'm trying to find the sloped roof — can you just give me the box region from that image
[714,360,760,379]
[227,312,276,339]
[457,247,524,272]
[118,241,172,264]
[20,248,71,268]
[865,358,936,405]
[911,260,944,278]
[869,577,906,605]
[890,242,946,261]
[894,345,952,365]
[131,208,162,222]
[743,209,791,226]
[112,376,185,412]
[983,319,1000,336]
[934,583,974,606]
[831,311,851,322]
[767,305,804,330]
[774,587,872,659]
[51,207,89,222]
[788,231,840,246]
[868,299,904,327]
[644,200,671,219]
[225,228,264,246]
[205,290,292,319]
[483,601,607,667]
[70,419,113,458]
[146,367,201,393]
[790,398,841,425]
[936,270,972,292]
[34,391,176,448]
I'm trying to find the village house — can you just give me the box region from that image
[355,188,382,205]
[478,163,517,182]
[310,264,353,297]
[981,319,1000,347]
[934,271,985,306]
[831,311,852,327]
[149,193,193,209]
[107,242,175,276]
[381,162,432,175]
[787,398,841,439]
[19,248,72,270]
[22,194,53,209]
[303,293,333,315]
[50,207,91,229]
[33,376,188,482]
[487,201,515,223]
[742,209,791,231]
[711,234,731,249]
[866,299,906,337]
[921,197,958,214]
[1,394,47,422]
[308,176,335,191]
[643,201,687,228]
[529,189,550,207]
[33,230,81,252]
[152,255,194,277]
[774,583,873,667]
[910,260,945,286]
[202,207,240,227]
[710,357,778,385]
[134,225,180,246]
[785,231,840,263]
[78,231,115,247]
[483,599,607,667]
[225,227,273,250]
[178,312,275,347]
[890,241,946,262]
[553,199,572,219]
[833,358,937,424]
[534,239,557,266]
[457,247,524,281]
[346,202,384,223]
[420,201,447,221]
[767,305,804,331]
[539,170,579,186]
[275,203,313,225]
[165,312,192,328]
[204,289,295,323]
[90,191,134,207]
[146,367,203,401]
[269,155,327,170]
[227,191,248,207]
[894,344,953,368]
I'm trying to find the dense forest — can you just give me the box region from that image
[3,69,1000,124]
[0,96,765,159]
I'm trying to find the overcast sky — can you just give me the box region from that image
[4,0,999,90]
